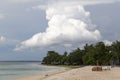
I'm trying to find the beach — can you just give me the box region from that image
[0,62,64,80]
[16,68,69,80]
[16,66,120,80]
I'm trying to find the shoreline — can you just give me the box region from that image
[15,67,71,80]
[16,66,120,80]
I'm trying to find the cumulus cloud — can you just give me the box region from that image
[15,1,102,51]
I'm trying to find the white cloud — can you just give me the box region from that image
[0,36,6,43]
[103,40,113,46]
[15,2,102,51]
[32,0,120,11]
[0,36,20,48]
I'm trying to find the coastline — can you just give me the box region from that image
[16,66,120,80]
[15,67,70,80]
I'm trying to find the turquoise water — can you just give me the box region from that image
[0,62,62,80]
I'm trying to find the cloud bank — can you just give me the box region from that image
[15,1,103,51]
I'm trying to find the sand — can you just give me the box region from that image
[16,68,69,80]
[16,66,120,80]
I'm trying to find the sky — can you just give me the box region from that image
[0,0,120,61]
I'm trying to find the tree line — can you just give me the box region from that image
[42,41,120,65]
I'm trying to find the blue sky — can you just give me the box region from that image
[0,0,120,61]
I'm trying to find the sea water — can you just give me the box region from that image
[0,62,62,80]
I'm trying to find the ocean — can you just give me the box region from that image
[0,62,62,80]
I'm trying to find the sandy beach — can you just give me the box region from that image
[16,68,70,80]
[16,66,120,80]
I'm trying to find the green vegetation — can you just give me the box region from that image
[43,64,80,69]
[42,41,120,66]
